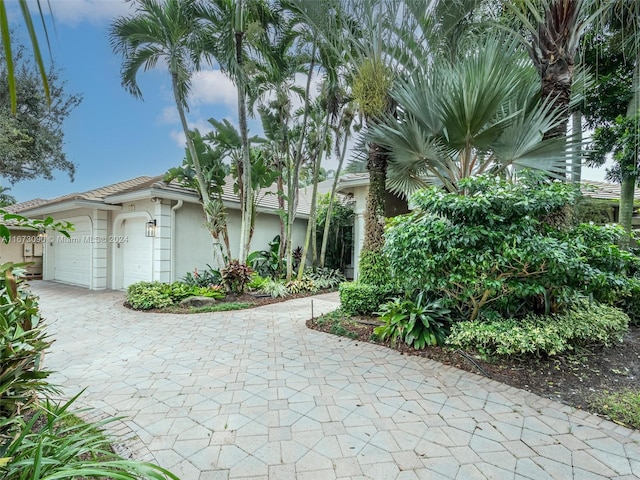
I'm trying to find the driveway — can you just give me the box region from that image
[33,281,640,479]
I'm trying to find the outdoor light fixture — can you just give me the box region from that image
[145,219,157,237]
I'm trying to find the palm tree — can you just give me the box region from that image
[0,0,51,112]
[508,0,602,155]
[369,36,574,197]
[196,0,281,264]
[110,0,215,235]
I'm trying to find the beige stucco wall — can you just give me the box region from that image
[0,229,44,277]
[174,201,308,278]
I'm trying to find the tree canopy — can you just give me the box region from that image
[0,44,81,184]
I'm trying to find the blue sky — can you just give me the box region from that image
[6,0,245,203]
[4,0,609,203]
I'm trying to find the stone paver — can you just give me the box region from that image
[33,281,640,479]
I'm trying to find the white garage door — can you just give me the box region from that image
[54,217,92,288]
[122,217,153,288]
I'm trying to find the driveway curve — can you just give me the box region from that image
[32,281,639,480]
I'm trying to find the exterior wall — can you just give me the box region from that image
[0,229,44,277]
[174,202,215,278]
[351,186,368,281]
[173,201,309,278]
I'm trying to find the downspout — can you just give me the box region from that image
[171,200,184,282]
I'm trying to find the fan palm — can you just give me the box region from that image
[369,36,576,196]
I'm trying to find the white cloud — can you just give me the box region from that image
[189,69,237,108]
[158,106,178,125]
[48,0,132,26]
[168,118,213,148]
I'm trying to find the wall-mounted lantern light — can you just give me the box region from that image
[145,219,157,237]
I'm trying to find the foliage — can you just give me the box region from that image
[374,291,451,348]
[384,174,640,320]
[258,279,288,298]
[248,235,282,279]
[358,250,390,287]
[368,36,575,197]
[339,282,396,316]
[0,264,55,419]
[285,277,317,295]
[1,395,178,480]
[165,302,254,314]
[588,114,640,184]
[315,193,354,271]
[247,273,268,290]
[0,41,81,183]
[221,260,253,295]
[181,265,222,288]
[447,301,629,358]
[315,309,359,340]
[1,211,72,244]
[126,282,225,310]
[590,389,640,430]
[305,267,346,290]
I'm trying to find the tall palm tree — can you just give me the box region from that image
[196,0,281,263]
[110,0,215,232]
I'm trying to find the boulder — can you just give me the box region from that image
[179,296,217,308]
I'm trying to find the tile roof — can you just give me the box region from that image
[6,174,336,217]
[580,180,640,201]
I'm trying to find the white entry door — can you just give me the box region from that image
[53,217,92,288]
[121,217,153,288]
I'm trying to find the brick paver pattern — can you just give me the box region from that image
[33,281,640,479]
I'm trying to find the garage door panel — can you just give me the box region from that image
[54,218,91,288]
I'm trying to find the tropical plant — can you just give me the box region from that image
[110,0,222,252]
[248,235,282,279]
[221,260,253,295]
[374,291,452,348]
[182,265,222,288]
[197,0,282,264]
[0,264,55,419]
[0,0,51,113]
[368,35,577,197]
[385,173,640,321]
[259,278,289,298]
[447,300,629,357]
[338,282,397,316]
[315,193,354,271]
[305,267,346,289]
[1,395,178,480]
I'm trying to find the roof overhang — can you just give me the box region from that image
[18,200,123,217]
[104,186,201,205]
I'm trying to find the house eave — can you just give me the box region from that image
[104,187,201,205]
[18,200,123,217]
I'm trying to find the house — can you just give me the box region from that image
[337,173,640,280]
[4,175,318,290]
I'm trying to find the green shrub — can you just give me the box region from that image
[339,282,396,316]
[221,260,253,294]
[1,395,178,479]
[0,266,56,419]
[305,267,346,289]
[447,301,629,357]
[259,279,288,298]
[126,282,224,310]
[358,249,390,286]
[247,273,268,290]
[384,174,639,320]
[286,277,318,295]
[181,265,221,288]
[374,291,451,348]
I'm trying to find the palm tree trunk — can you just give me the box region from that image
[320,130,349,267]
[619,176,636,249]
[362,142,387,252]
[285,41,316,281]
[297,111,330,279]
[235,22,252,264]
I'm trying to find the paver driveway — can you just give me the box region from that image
[33,281,640,479]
